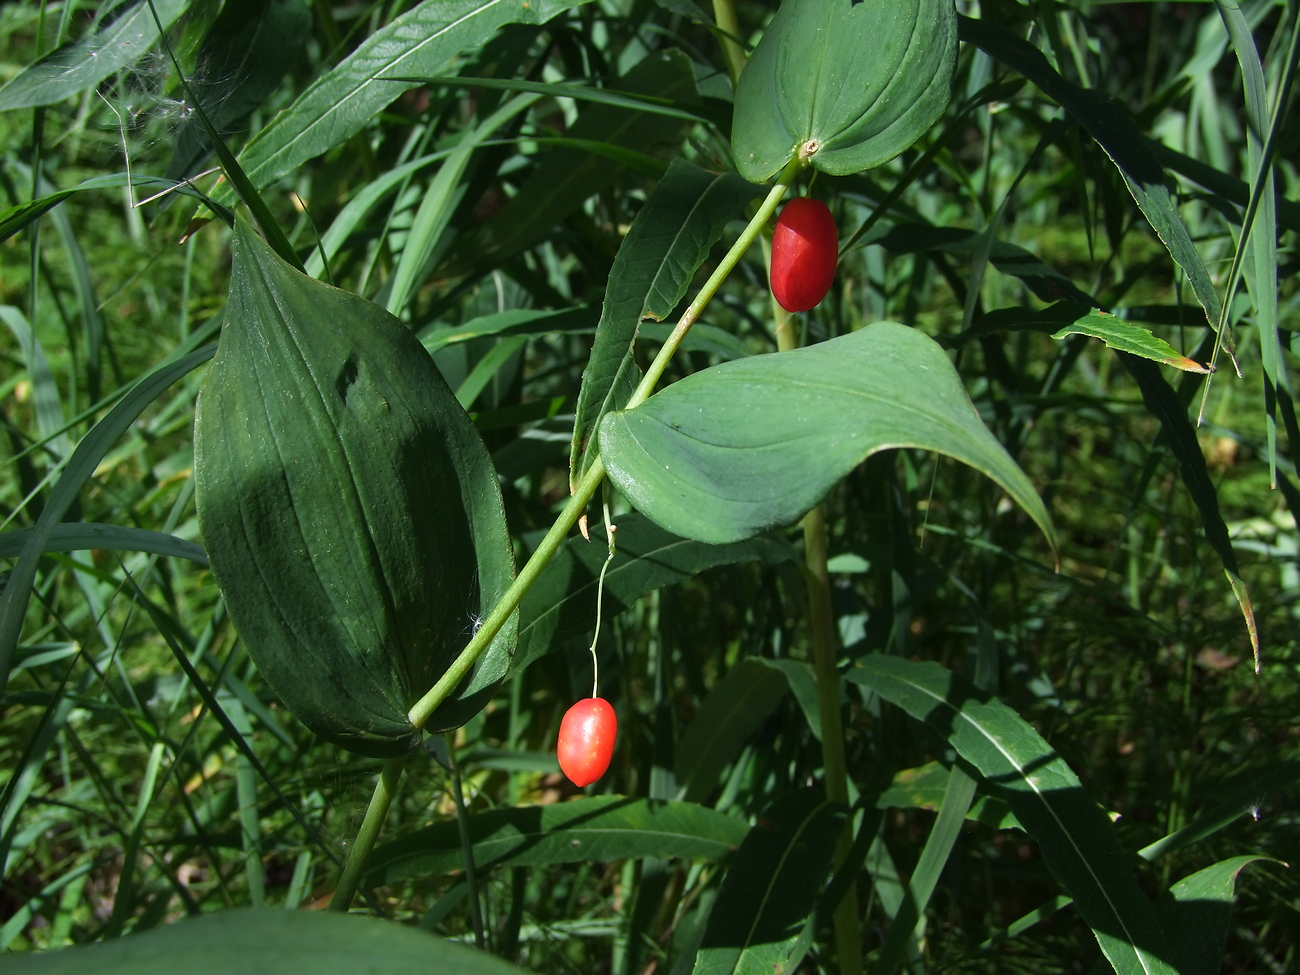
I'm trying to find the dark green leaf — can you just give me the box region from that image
[1155,857,1278,975]
[599,323,1055,553]
[194,221,516,755]
[365,796,748,883]
[421,306,598,354]
[693,789,845,975]
[847,655,1178,975]
[874,223,1095,307]
[0,908,530,974]
[878,761,1019,830]
[460,50,701,274]
[1119,355,1258,666]
[0,174,226,243]
[677,658,789,803]
[571,158,759,490]
[221,0,597,199]
[733,0,957,181]
[755,658,821,740]
[958,15,1223,332]
[166,0,313,181]
[0,524,207,567]
[386,74,708,123]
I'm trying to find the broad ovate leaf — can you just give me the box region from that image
[194,220,515,756]
[1,908,530,975]
[733,0,958,181]
[598,323,1055,554]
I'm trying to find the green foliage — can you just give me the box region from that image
[2,0,1298,973]
[194,220,516,754]
[599,322,1056,549]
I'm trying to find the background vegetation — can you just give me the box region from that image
[1,0,1297,972]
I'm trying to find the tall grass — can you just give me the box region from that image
[1,1,1297,972]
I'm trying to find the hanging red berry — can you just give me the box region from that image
[557,698,617,787]
[770,197,838,313]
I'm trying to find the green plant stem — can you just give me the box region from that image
[712,0,747,88]
[448,737,486,948]
[330,753,407,912]
[408,156,803,732]
[626,158,802,411]
[774,308,863,975]
[342,156,805,909]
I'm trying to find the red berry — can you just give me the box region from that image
[770,197,838,312]
[557,697,617,787]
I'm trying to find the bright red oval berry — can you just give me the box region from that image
[770,197,838,312]
[557,697,617,787]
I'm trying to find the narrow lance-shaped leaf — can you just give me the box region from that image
[0,345,217,695]
[1154,857,1279,975]
[365,796,749,884]
[958,15,1225,336]
[165,0,313,181]
[0,524,208,567]
[0,0,188,111]
[1052,310,1210,374]
[1217,2,1290,477]
[847,655,1178,975]
[194,221,516,756]
[733,0,958,181]
[599,323,1056,554]
[1119,354,1258,667]
[693,789,845,975]
[571,158,759,491]
[456,51,701,277]
[216,0,597,202]
[676,659,789,803]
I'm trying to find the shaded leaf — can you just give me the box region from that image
[1119,355,1258,666]
[693,789,844,975]
[847,654,1178,975]
[0,524,207,567]
[166,0,312,181]
[874,223,1094,307]
[878,761,1019,830]
[732,0,957,181]
[599,323,1055,554]
[1155,857,1279,975]
[677,658,789,803]
[421,306,599,354]
[756,658,821,741]
[365,796,748,883]
[194,221,516,755]
[460,50,701,274]
[1,908,530,974]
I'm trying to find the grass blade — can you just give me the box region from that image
[848,654,1179,975]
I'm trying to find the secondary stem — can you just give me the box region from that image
[410,156,802,733]
[330,753,407,912]
[712,0,747,89]
[773,304,863,975]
